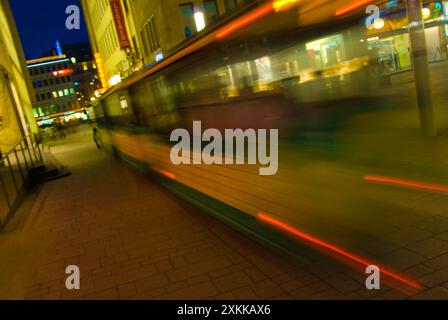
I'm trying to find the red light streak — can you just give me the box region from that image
[52,68,74,76]
[335,0,374,16]
[257,213,422,290]
[154,168,176,180]
[216,2,274,40]
[365,175,448,194]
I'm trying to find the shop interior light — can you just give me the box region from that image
[374,18,385,29]
[109,74,122,86]
[422,7,431,19]
[155,52,164,62]
[194,11,206,32]
[273,0,299,12]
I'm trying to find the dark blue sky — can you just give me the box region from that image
[9,0,89,60]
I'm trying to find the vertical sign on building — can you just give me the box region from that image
[109,0,131,50]
[94,53,108,91]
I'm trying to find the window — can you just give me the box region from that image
[204,0,219,24]
[41,93,46,101]
[70,88,75,95]
[52,91,58,98]
[132,37,139,58]
[50,79,54,85]
[142,17,160,55]
[56,78,60,84]
[140,29,149,57]
[144,23,153,52]
[44,80,48,86]
[36,94,40,102]
[149,17,160,51]
[123,0,129,13]
[224,0,237,11]
[32,82,36,89]
[64,89,69,96]
[58,90,64,97]
[61,77,66,83]
[179,3,195,37]
[47,92,52,99]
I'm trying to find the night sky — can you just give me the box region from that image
[9,0,89,60]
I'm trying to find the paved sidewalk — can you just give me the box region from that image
[0,139,445,300]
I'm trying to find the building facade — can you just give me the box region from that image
[81,0,255,85]
[129,0,255,66]
[27,56,78,123]
[0,0,37,154]
[71,60,100,108]
[81,0,140,88]
[27,54,100,126]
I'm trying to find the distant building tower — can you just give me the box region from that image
[55,40,63,56]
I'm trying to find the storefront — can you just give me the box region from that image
[305,34,345,70]
[365,0,448,72]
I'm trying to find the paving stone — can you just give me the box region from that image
[407,238,448,259]
[416,216,448,234]
[232,286,259,300]
[1,139,447,300]
[250,279,284,299]
[154,281,219,300]
[411,286,448,300]
[419,267,448,288]
[424,253,448,270]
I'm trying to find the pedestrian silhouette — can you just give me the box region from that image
[184,26,192,38]
[93,127,101,149]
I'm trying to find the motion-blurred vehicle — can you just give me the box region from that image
[91,0,448,292]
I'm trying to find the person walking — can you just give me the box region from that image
[93,127,101,149]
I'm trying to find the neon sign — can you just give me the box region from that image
[52,68,74,76]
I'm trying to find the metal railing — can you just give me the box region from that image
[0,133,43,229]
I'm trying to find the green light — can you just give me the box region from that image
[27,58,70,68]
